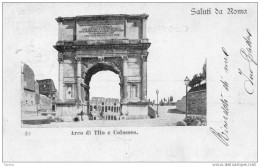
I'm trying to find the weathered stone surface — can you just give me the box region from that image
[58,20,75,41]
[54,14,151,118]
[21,63,53,120]
[22,63,35,91]
[56,14,148,41]
[187,90,206,115]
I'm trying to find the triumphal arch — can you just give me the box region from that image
[54,14,151,119]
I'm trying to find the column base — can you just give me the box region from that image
[55,99,82,117]
[121,101,150,119]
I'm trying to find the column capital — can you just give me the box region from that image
[75,56,82,61]
[141,53,148,61]
[58,52,64,62]
[81,83,90,90]
[121,55,128,61]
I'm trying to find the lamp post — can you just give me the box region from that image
[156,89,159,118]
[184,76,190,117]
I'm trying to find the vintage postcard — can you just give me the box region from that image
[2,2,258,163]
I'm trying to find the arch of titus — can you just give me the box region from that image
[54,14,151,119]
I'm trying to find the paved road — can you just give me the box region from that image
[22,106,186,128]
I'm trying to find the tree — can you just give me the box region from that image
[188,74,202,88]
[170,96,173,102]
[188,60,207,88]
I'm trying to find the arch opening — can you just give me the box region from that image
[89,71,120,99]
[83,62,123,102]
[83,62,123,120]
[84,62,122,86]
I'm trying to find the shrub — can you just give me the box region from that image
[184,115,206,126]
[55,117,64,122]
[176,121,187,126]
[46,114,55,122]
[190,119,201,126]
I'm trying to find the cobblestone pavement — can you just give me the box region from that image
[22,106,186,128]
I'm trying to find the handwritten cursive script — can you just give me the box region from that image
[238,29,257,95]
[210,93,229,146]
[210,47,230,146]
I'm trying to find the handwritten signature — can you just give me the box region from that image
[210,29,256,146]
[238,29,257,95]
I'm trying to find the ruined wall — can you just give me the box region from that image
[187,90,206,115]
[38,94,52,112]
[176,96,186,112]
[21,63,37,114]
[22,63,35,91]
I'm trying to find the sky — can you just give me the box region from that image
[3,3,211,102]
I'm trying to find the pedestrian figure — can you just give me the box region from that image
[77,110,84,121]
[80,110,84,121]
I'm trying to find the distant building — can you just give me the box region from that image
[21,63,38,117]
[36,79,57,100]
[21,63,53,120]
[89,97,121,120]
